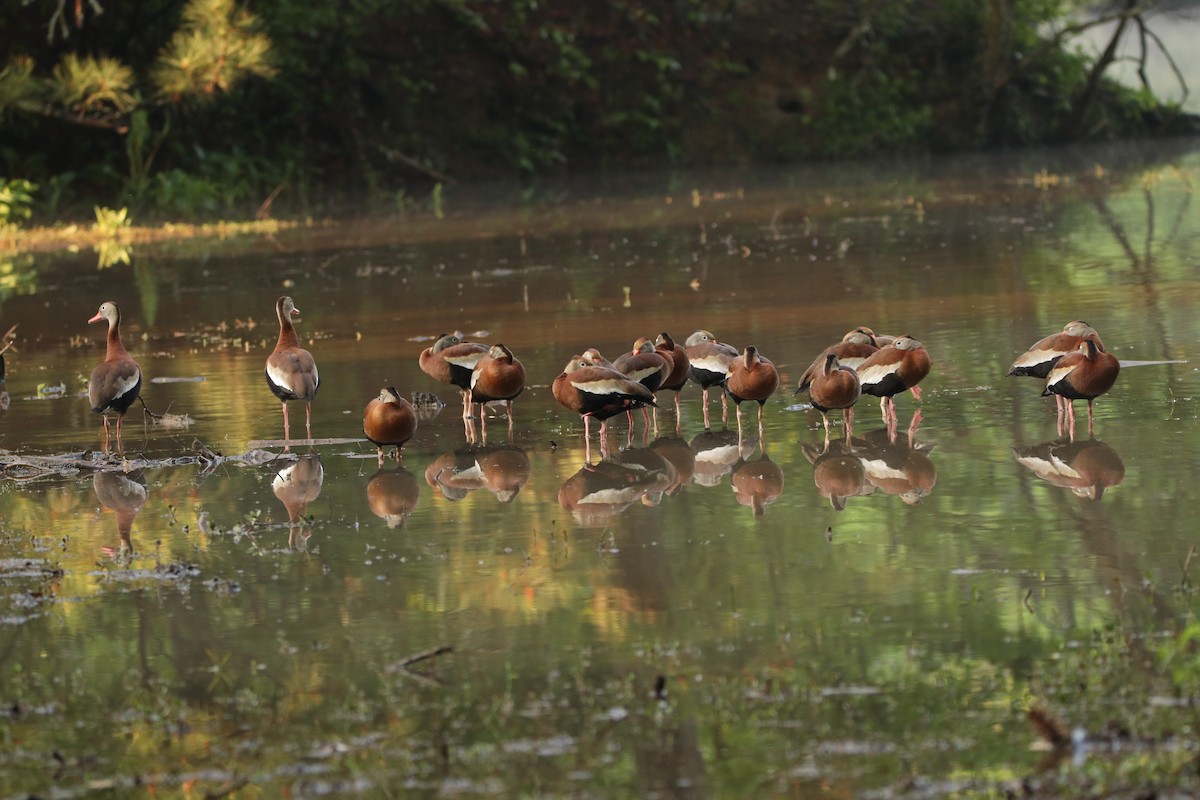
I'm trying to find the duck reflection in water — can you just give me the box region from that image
[803,439,870,511]
[366,467,421,528]
[803,423,937,509]
[425,445,532,503]
[730,449,785,517]
[689,429,756,488]
[1012,437,1125,500]
[559,449,673,525]
[94,470,148,560]
[648,435,695,499]
[272,452,324,549]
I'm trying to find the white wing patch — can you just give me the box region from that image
[859,458,908,482]
[572,378,637,396]
[578,488,645,504]
[266,362,299,393]
[446,353,486,369]
[623,366,661,383]
[112,367,141,401]
[690,356,731,374]
[855,361,900,386]
[1012,347,1061,369]
[1045,361,1078,388]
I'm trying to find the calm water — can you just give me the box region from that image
[2,140,1200,797]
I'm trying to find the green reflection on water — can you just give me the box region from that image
[2,143,1200,796]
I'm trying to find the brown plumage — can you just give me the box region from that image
[553,355,656,457]
[614,337,671,429]
[725,345,779,434]
[363,386,418,464]
[87,301,142,452]
[795,328,878,394]
[418,332,489,418]
[265,296,319,442]
[808,353,862,441]
[856,335,931,422]
[730,454,785,517]
[653,332,690,417]
[685,330,739,428]
[1043,335,1119,437]
[470,344,526,433]
[1008,320,1105,378]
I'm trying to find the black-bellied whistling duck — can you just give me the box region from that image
[470,344,526,436]
[363,386,418,464]
[581,347,616,369]
[1009,321,1104,378]
[552,355,656,460]
[88,301,142,452]
[265,296,319,442]
[614,337,671,431]
[725,345,779,439]
[418,332,489,419]
[856,335,930,424]
[795,328,878,394]
[685,330,739,428]
[653,332,690,418]
[1043,335,1119,438]
[1009,320,1105,413]
[807,353,862,444]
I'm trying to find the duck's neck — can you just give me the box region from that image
[106,317,130,361]
[276,312,299,349]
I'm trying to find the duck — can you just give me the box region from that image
[1043,335,1119,438]
[580,347,616,369]
[265,296,319,442]
[87,301,142,451]
[724,345,779,436]
[1008,320,1104,378]
[613,337,671,429]
[795,328,878,394]
[552,354,656,459]
[1009,320,1106,413]
[419,332,489,419]
[684,330,739,428]
[807,353,862,442]
[470,344,526,434]
[363,386,418,464]
[653,332,690,418]
[855,335,930,423]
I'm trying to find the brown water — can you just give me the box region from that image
[2,140,1199,797]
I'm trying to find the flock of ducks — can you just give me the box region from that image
[84,298,1122,459]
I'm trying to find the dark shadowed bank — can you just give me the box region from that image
[1,0,1197,224]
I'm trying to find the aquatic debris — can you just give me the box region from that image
[150,376,207,383]
[34,382,67,399]
[0,441,298,483]
[150,412,194,430]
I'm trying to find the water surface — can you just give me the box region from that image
[2,140,1199,797]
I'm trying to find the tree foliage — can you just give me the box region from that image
[0,0,1192,222]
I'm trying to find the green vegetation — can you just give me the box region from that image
[0,0,1194,225]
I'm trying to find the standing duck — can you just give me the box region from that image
[685,330,739,428]
[613,337,671,429]
[1043,335,1119,438]
[88,301,142,452]
[725,345,779,438]
[1009,320,1105,413]
[470,344,526,435]
[795,328,878,395]
[1008,320,1104,378]
[807,353,862,443]
[419,332,489,419]
[363,386,418,464]
[552,355,656,460]
[265,296,319,442]
[653,332,690,419]
[855,335,931,424]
